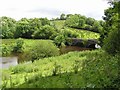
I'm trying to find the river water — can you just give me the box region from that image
[0,57,18,69]
[1,46,93,69]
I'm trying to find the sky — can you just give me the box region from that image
[0,0,110,20]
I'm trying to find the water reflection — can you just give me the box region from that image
[0,57,18,69]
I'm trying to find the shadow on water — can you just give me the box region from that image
[60,46,93,54]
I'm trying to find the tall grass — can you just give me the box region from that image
[2,49,119,88]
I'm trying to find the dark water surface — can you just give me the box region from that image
[60,46,93,54]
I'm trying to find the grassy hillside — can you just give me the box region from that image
[51,20,100,39]
[2,49,119,88]
[51,20,65,30]
[66,27,100,39]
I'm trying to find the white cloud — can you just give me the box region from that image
[0,0,110,20]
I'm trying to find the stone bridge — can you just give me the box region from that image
[66,38,99,48]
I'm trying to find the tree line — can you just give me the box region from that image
[1,0,120,55]
[0,14,104,39]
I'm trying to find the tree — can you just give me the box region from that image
[60,13,66,20]
[92,21,102,33]
[39,18,50,26]
[86,17,95,26]
[65,14,80,28]
[78,18,85,28]
[15,18,42,38]
[32,25,55,39]
[0,16,16,39]
[15,18,31,38]
[103,1,120,55]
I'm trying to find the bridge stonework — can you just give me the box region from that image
[66,38,98,48]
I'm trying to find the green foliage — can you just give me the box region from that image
[65,14,103,33]
[60,13,66,20]
[54,35,66,46]
[103,1,120,54]
[104,25,120,54]
[15,18,41,38]
[81,51,119,88]
[32,25,56,39]
[65,14,80,28]
[0,44,12,56]
[39,18,50,26]
[12,38,24,53]
[100,1,119,46]
[86,17,95,26]
[0,16,16,39]
[54,28,79,46]
[29,41,59,62]
[51,20,65,30]
[2,50,119,88]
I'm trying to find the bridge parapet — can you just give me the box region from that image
[66,38,99,48]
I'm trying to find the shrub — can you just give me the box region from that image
[29,41,60,62]
[12,38,24,53]
[1,44,12,56]
[54,35,66,46]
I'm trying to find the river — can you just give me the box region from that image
[0,57,18,69]
[1,46,93,69]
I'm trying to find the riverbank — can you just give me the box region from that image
[2,49,119,88]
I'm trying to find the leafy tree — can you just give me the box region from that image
[32,25,55,39]
[100,1,117,45]
[103,1,120,55]
[0,16,16,39]
[78,18,85,28]
[92,21,102,33]
[15,18,31,38]
[86,17,95,26]
[60,13,66,20]
[39,18,50,26]
[65,15,80,28]
[15,18,42,38]
[66,14,72,19]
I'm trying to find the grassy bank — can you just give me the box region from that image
[2,49,119,88]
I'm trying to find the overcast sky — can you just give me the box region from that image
[0,0,110,20]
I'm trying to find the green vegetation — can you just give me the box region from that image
[1,39,59,60]
[2,50,119,88]
[1,1,120,89]
[51,20,65,30]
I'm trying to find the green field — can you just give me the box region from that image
[66,27,100,39]
[51,20,65,30]
[51,20,100,39]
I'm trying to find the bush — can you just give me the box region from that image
[1,44,12,56]
[12,38,24,53]
[54,35,66,46]
[29,41,60,62]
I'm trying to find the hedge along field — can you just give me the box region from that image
[51,20,100,39]
[67,28,100,39]
[2,49,119,88]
